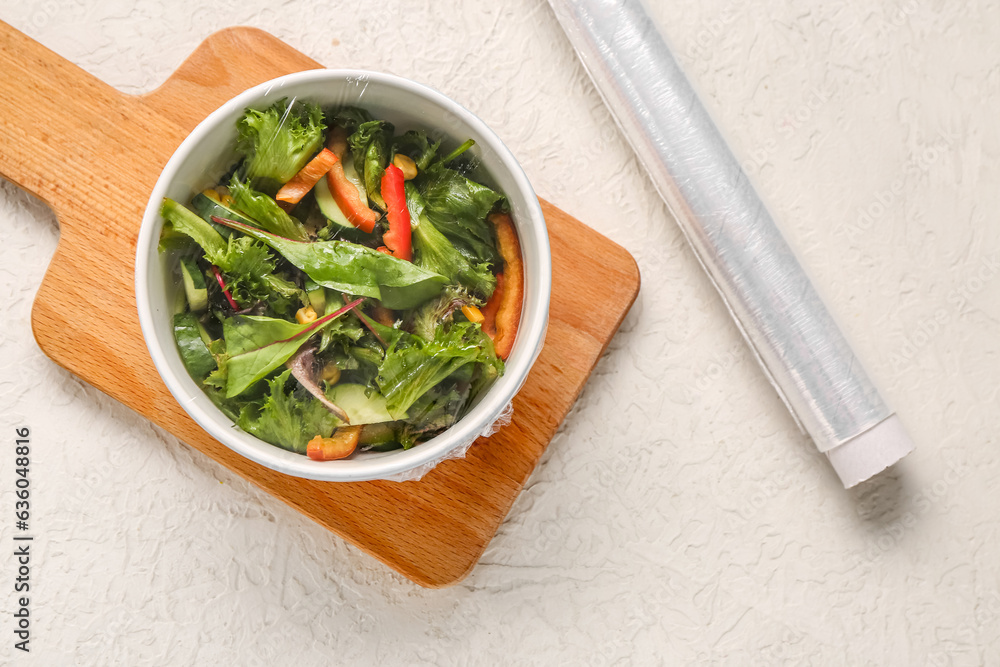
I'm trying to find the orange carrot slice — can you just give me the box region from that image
[483,212,524,360]
[307,425,361,461]
[322,126,379,232]
[276,148,339,211]
[327,159,378,233]
[481,273,502,338]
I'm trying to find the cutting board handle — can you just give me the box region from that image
[0,21,136,210]
[0,22,329,220]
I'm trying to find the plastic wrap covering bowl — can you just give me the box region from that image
[135,69,551,482]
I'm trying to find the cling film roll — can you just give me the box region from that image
[547,0,914,487]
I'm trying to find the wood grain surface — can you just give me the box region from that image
[0,23,640,587]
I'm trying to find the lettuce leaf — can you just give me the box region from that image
[160,202,304,316]
[392,130,440,171]
[173,312,216,380]
[408,184,495,298]
[326,106,373,131]
[160,198,227,260]
[236,98,326,194]
[377,321,500,418]
[417,162,502,265]
[409,285,478,342]
[228,178,309,241]
[319,294,365,352]
[398,381,470,449]
[211,236,301,315]
[237,370,340,454]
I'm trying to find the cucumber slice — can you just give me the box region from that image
[179,258,208,313]
[359,423,401,451]
[191,192,255,237]
[172,279,187,316]
[173,312,216,379]
[343,155,366,200]
[313,176,356,231]
[366,440,403,452]
[304,278,326,313]
[194,318,213,348]
[325,383,398,425]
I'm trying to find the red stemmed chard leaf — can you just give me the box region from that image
[224,298,364,397]
[211,265,240,310]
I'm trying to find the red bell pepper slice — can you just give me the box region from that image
[379,164,412,261]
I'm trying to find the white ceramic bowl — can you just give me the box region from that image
[136,69,550,482]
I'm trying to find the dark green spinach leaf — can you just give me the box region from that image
[348,120,393,209]
[212,217,447,310]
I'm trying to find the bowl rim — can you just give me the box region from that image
[135,68,551,482]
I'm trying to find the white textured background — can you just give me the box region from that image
[1,0,999,664]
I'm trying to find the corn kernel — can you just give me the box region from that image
[214,186,234,207]
[462,304,485,324]
[296,305,318,324]
[321,363,341,384]
[392,153,418,180]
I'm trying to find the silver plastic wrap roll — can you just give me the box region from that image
[548,0,914,487]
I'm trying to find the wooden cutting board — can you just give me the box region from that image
[0,23,640,587]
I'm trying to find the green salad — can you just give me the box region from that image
[159,98,523,461]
